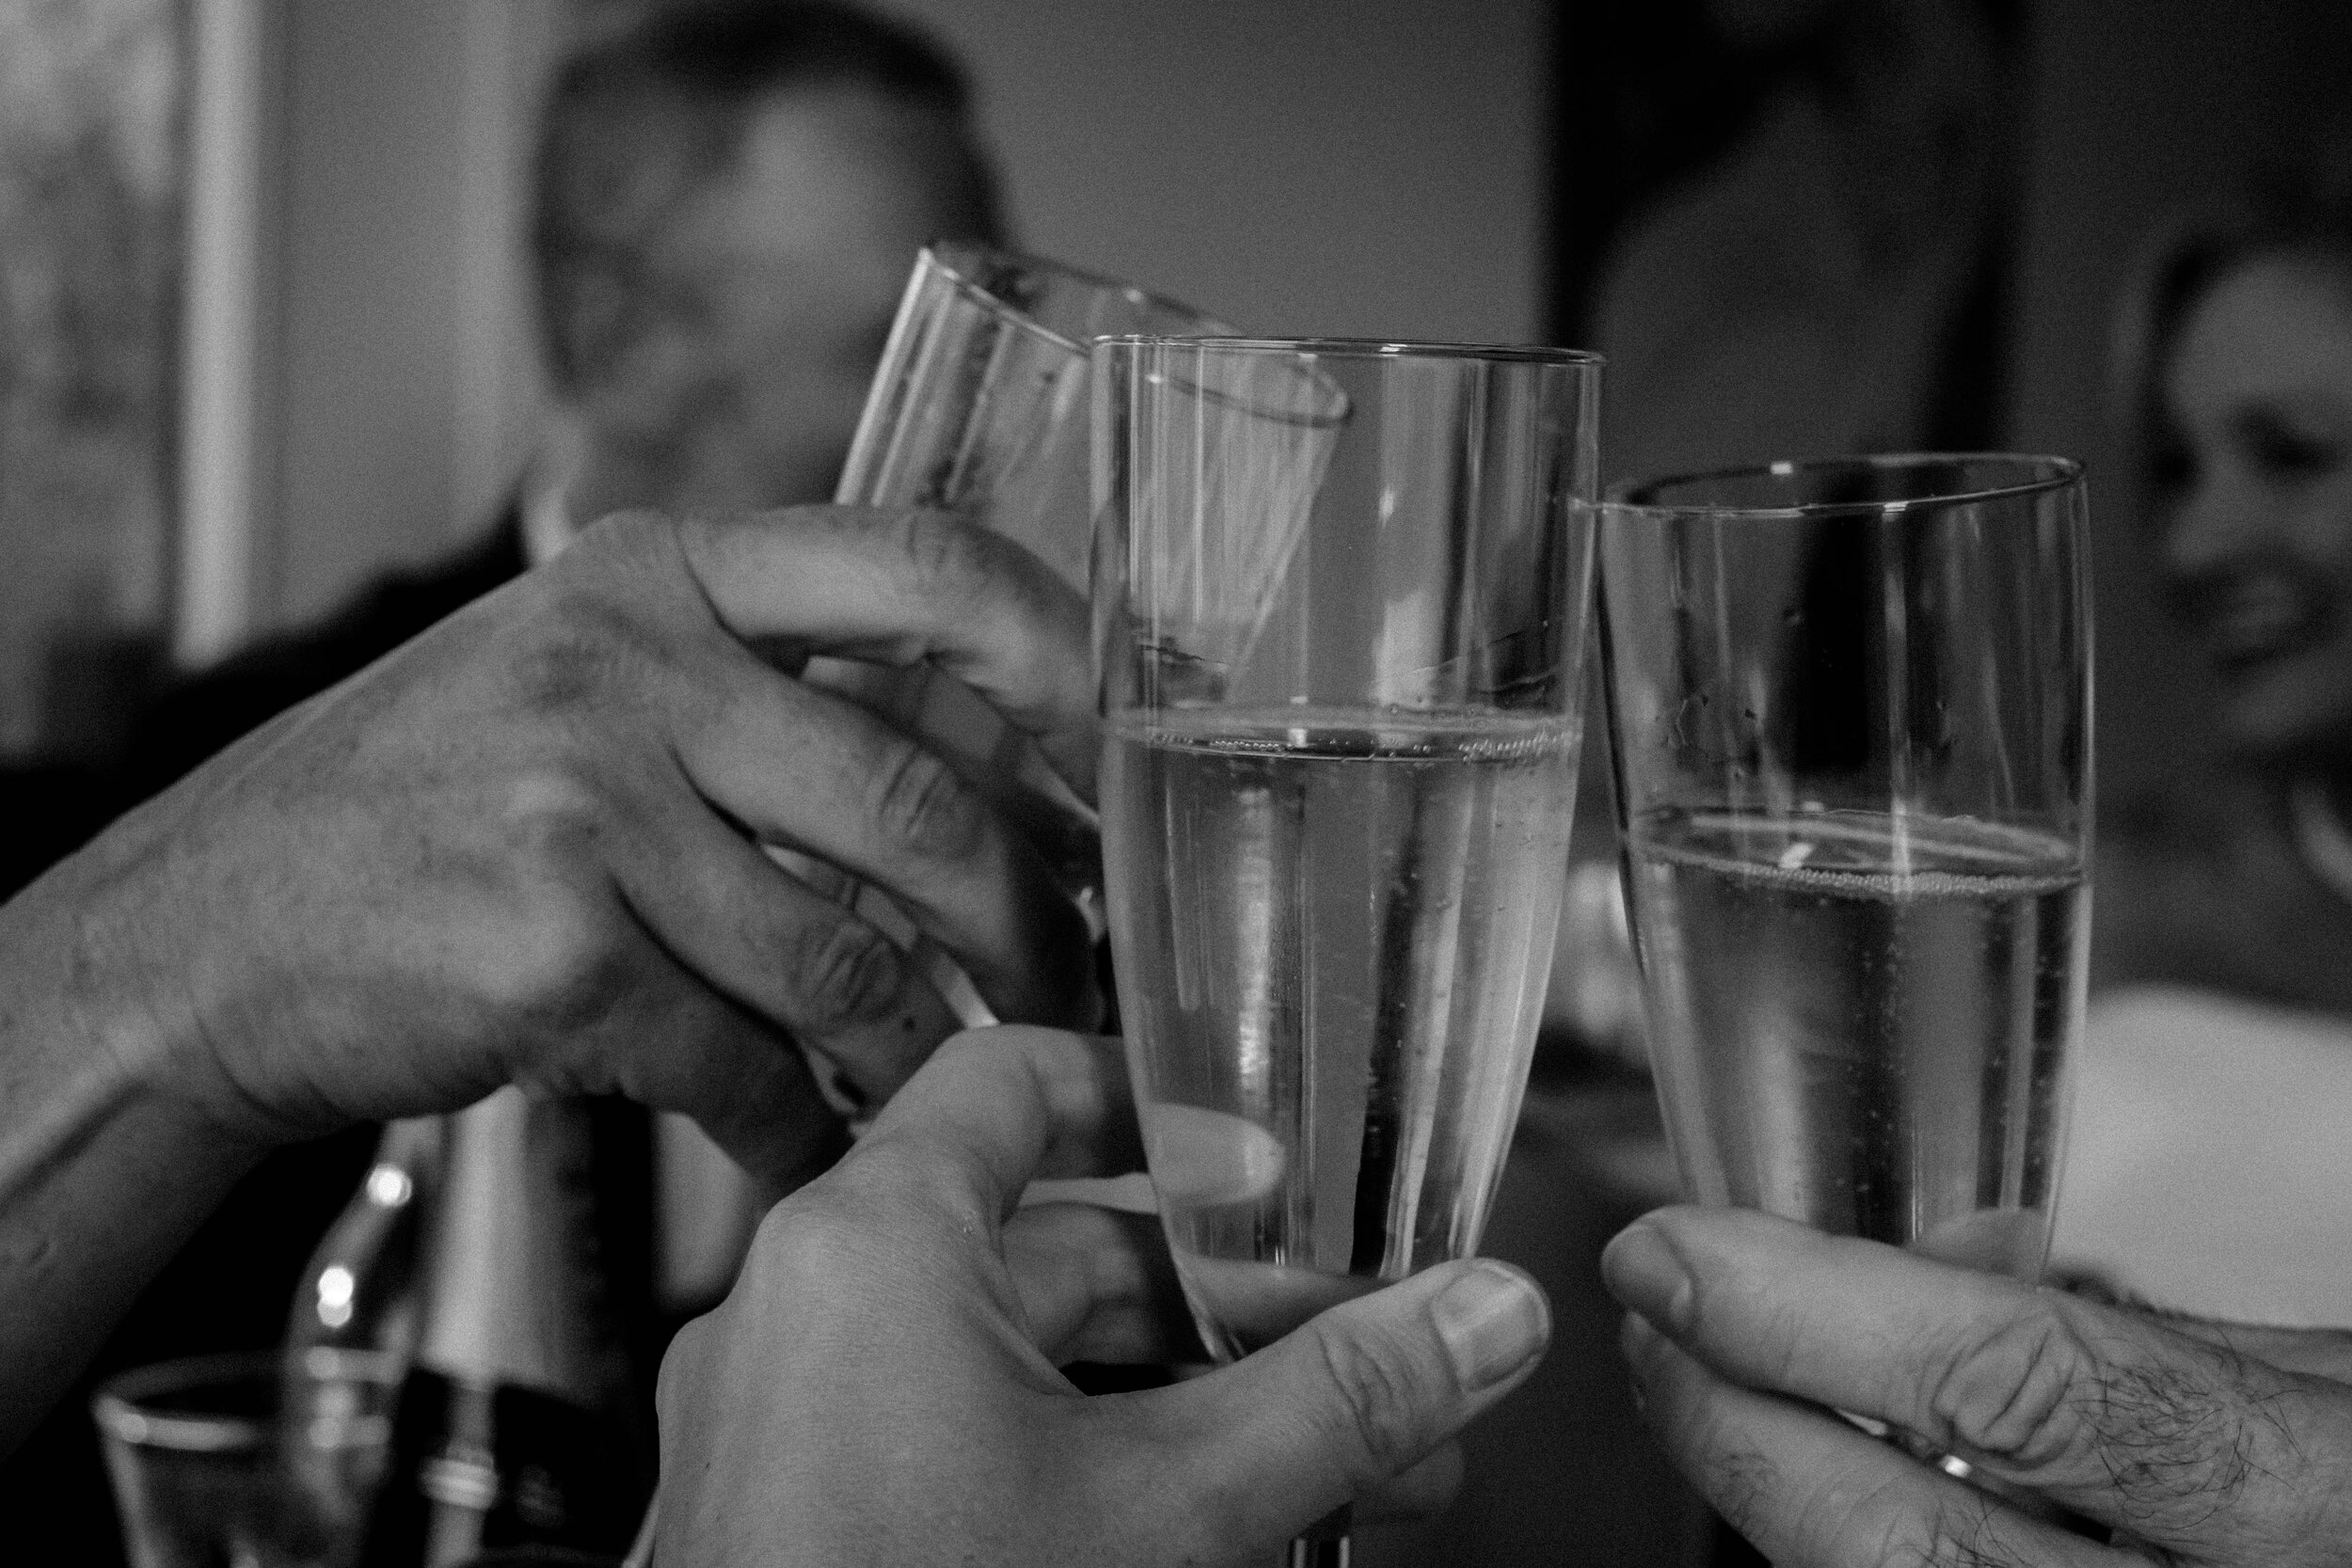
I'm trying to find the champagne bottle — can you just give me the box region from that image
[280,1118,445,1566]
[362,1090,651,1568]
[286,1117,446,1367]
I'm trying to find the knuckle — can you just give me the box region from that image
[739,1194,882,1305]
[483,776,626,1020]
[506,595,662,718]
[499,768,607,859]
[834,1136,977,1229]
[577,506,672,552]
[755,1194,867,1273]
[510,626,619,715]
[1312,1326,1433,1480]
[483,884,631,1037]
[1901,1493,2026,1568]
[2082,1340,2260,1527]
[1932,1304,2293,1537]
[1923,1303,2089,1471]
[485,781,636,1034]
[866,741,986,861]
[888,508,996,603]
[569,508,705,595]
[1806,1474,2013,1568]
[1699,1440,1781,1542]
[782,911,905,1030]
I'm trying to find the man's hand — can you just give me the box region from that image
[656,1026,1554,1567]
[19,505,1100,1183]
[1601,1206,2352,1565]
[0,505,1101,1450]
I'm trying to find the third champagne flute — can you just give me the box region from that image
[1597,454,2093,1283]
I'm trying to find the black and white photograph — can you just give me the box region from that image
[4,3,2351,1564]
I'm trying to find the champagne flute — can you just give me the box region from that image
[790,243,1232,1068]
[1093,338,1601,1565]
[1596,455,2091,1296]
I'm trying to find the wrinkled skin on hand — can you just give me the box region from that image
[656,1026,1556,1567]
[1603,1206,2352,1566]
[43,505,1103,1187]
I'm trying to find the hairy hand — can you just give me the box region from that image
[50,506,1100,1187]
[656,1026,1554,1567]
[1603,1206,2352,1566]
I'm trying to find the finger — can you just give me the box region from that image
[1621,1315,2129,1568]
[1138,1259,1549,1555]
[801,654,1100,888]
[844,1028,1142,1231]
[1354,1442,1464,1526]
[1000,1202,1198,1366]
[2165,1319,2352,1384]
[673,653,1098,1031]
[646,997,849,1200]
[607,778,965,1102]
[1603,1207,2352,1551]
[675,506,1098,799]
[523,924,850,1197]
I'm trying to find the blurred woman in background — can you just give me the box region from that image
[2055,134,2352,1327]
[2097,139,2352,1007]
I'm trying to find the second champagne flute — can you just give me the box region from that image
[1094,337,1601,1565]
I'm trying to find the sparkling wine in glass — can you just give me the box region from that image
[1597,454,2093,1281]
[1094,337,1601,1563]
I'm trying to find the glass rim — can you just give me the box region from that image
[924,240,1232,355]
[92,1350,400,1453]
[1604,451,2083,518]
[1095,334,1605,367]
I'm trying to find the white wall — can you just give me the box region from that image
[180,0,554,648]
[194,1,1550,643]
[877,0,1551,345]
[264,0,554,630]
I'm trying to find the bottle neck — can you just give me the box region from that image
[285,1117,444,1362]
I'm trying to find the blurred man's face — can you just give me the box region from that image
[580,82,994,514]
[2154,253,2352,767]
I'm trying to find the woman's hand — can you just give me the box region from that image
[658,1026,1555,1566]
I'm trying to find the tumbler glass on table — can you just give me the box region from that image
[1596,454,2092,1282]
[94,1351,400,1568]
[794,242,1232,1042]
[1094,338,1602,1565]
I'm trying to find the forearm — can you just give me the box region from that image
[0,844,267,1455]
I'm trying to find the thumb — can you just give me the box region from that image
[1147,1259,1549,1553]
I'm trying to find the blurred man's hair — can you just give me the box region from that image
[532,0,998,396]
